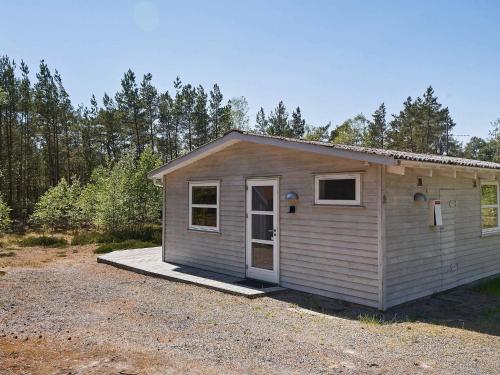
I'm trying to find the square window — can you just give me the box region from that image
[314,174,361,205]
[189,181,219,232]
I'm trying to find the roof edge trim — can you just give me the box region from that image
[148,131,397,179]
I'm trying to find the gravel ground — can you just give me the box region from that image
[0,246,499,374]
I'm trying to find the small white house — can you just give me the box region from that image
[148,130,500,309]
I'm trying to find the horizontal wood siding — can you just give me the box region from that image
[164,141,381,307]
[384,169,500,308]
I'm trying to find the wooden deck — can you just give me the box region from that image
[97,247,286,298]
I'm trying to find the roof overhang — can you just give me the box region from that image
[148,131,398,180]
[388,160,500,180]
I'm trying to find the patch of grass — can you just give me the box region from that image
[93,240,157,254]
[72,225,162,246]
[70,232,101,245]
[0,251,16,258]
[56,251,67,257]
[358,313,386,325]
[473,277,500,297]
[18,236,68,248]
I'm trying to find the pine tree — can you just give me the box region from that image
[218,103,233,135]
[100,93,121,161]
[192,85,209,148]
[171,76,183,157]
[180,84,196,151]
[34,60,59,187]
[365,103,386,148]
[54,70,73,182]
[387,97,418,151]
[140,73,158,151]
[289,107,305,138]
[209,84,223,139]
[115,69,144,158]
[255,107,268,134]
[158,91,175,161]
[267,101,290,137]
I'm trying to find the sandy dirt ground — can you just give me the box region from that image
[0,243,499,374]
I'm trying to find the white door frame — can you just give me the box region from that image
[246,178,279,283]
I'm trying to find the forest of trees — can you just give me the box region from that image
[0,54,499,231]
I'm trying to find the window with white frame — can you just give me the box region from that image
[189,181,220,232]
[314,173,361,205]
[481,181,499,234]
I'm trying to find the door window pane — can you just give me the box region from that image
[482,208,498,229]
[319,179,356,200]
[251,243,273,270]
[192,186,217,205]
[252,186,273,211]
[252,214,273,240]
[192,207,217,227]
[481,185,498,205]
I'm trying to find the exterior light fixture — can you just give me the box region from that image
[285,192,299,213]
[414,192,427,202]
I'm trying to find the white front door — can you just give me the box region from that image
[246,178,279,283]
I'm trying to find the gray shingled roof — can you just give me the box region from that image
[232,130,500,170]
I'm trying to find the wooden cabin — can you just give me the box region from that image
[148,130,500,309]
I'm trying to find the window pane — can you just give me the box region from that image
[251,243,273,270]
[252,214,273,241]
[252,186,273,211]
[192,186,217,205]
[192,207,217,227]
[482,208,498,229]
[481,185,498,205]
[319,179,356,200]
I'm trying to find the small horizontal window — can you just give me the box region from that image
[481,181,499,234]
[314,174,361,206]
[189,181,219,232]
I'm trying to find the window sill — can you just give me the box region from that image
[312,204,366,209]
[481,229,500,238]
[188,227,221,234]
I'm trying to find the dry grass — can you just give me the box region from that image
[0,242,96,269]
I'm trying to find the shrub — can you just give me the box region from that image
[93,240,157,254]
[71,225,162,246]
[18,236,68,248]
[29,179,83,231]
[78,148,162,231]
[0,195,12,234]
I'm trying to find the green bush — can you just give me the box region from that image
[71,225,162,245]
[18,236,68,248]
[29,179,83,231]
[93,240,158,254]
[78,148,162,231]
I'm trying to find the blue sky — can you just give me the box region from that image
[1,0,499,141]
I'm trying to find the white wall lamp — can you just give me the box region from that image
[285,192,299,213]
